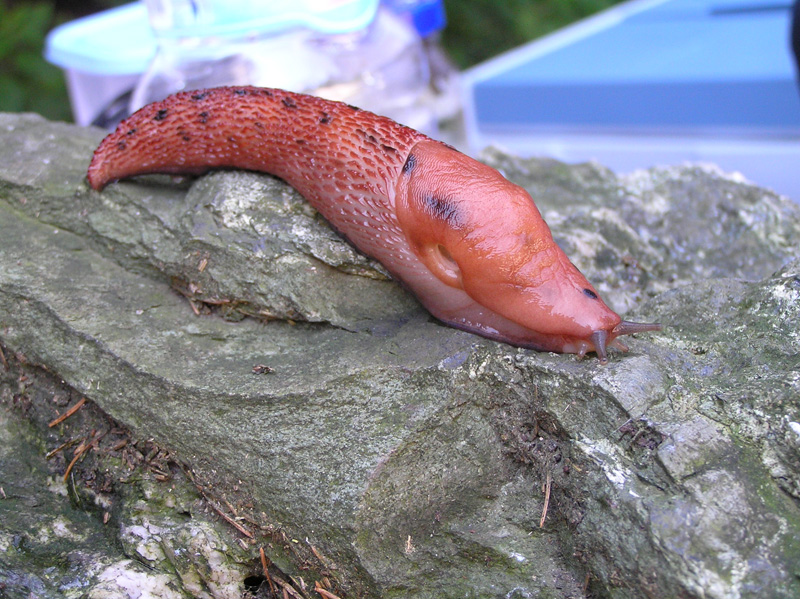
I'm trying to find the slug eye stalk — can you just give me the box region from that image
[588,321,662,364]
[614,320,663,336]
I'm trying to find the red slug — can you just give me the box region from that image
[88,86,660,363]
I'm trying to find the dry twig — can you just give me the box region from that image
[46,438,79,459]
[63,429,107,482]
[539,469,552,528]
[314,581,342,599]
[208,500,254,539]
[271,575,303,599]
[48,397,86,428]
[260,547,278,596]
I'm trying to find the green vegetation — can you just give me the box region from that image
[442,0,624,68]
[2,0,624,122]
[0,1,70,120]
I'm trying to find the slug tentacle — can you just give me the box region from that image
[614,320,663,336]
[591,330,609,365]
[610,338,630,353]
[88,85,661,362]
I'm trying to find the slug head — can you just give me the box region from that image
[395,141,659,361]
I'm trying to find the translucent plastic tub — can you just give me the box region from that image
[45,0,454,133]
[45,3,155,126]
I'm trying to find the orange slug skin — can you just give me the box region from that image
[88,86,659,362]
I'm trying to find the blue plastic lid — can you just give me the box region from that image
[148,0,380,38]
[45,0,381,75]
[45,3,156,75]
[383,0,446,37]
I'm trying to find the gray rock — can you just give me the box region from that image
[0,113,416,331]
[0,391,258,599]
[1,112,799,598]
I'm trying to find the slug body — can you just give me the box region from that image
[88,86,659,362]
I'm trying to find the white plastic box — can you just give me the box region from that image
[45,3,155,126]
[45,0,450,131]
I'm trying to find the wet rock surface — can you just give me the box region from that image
[1,112,799,598]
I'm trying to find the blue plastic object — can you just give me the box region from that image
[384,0,447,37]
[45,3,155,75]
[145,0,380,38]
[464,0,800,201]
[469,0,800,135]
[45,0,382,75]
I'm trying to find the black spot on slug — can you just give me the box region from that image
[116,140,127,151]
[583,288,599,300]
[282,97,297,109]
[254,121,264,129]
[424,195,461,226]
[233,89,248,96]
[355,128,377,144]
[295,139,306,145]
[198,111,209,124]
[346,104,361,111]
[191,92,210,101]
[402,153,417,174]
[319,112,331,124]
[126,128,137,136]
[382,144,397,153]
[182,134,191,142]
[154,109,168,121]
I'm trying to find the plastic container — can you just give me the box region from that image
[44,3,155,127]
[132,0,438,131]
[45,0,457,135]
